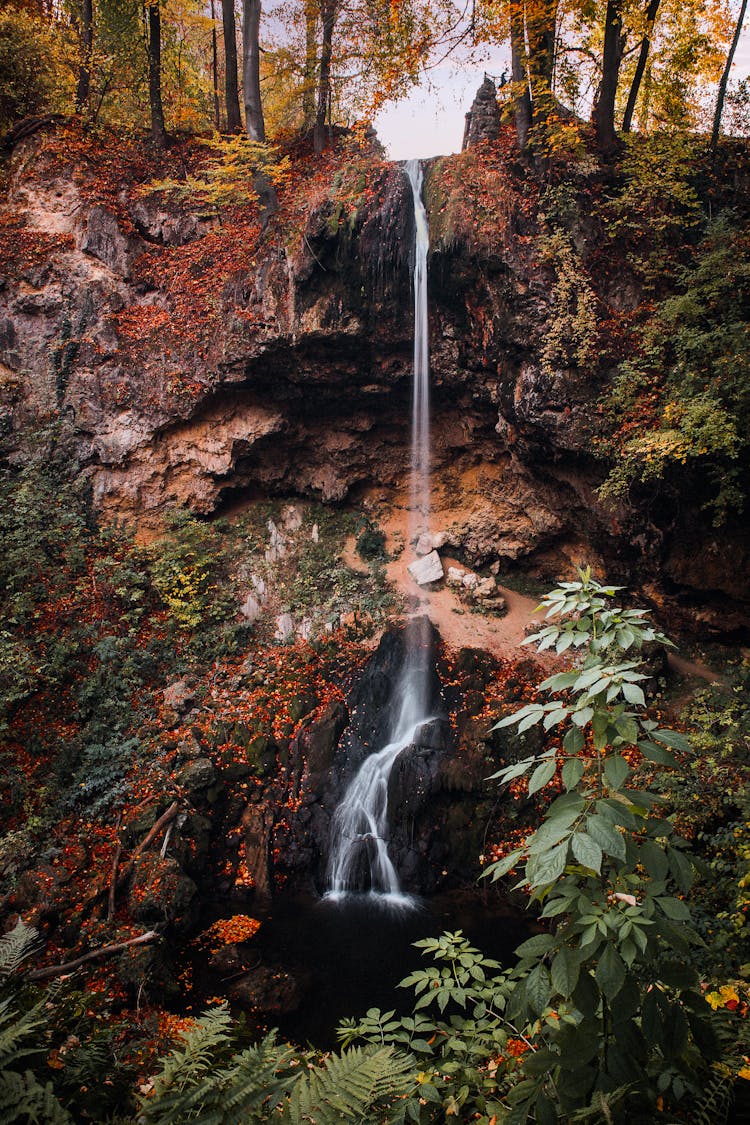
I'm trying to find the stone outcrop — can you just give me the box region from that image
[462,77,501,150]
[1,128,748,635]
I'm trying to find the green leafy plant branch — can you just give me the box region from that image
[479,567,718,1121]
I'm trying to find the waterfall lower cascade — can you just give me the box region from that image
[324,160,434,908]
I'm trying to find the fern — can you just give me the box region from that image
[282,1045,415,1125]
[0,1069,72,1125]
[0,924,72,1124]
[0,924,39,980]
[691,1064,734,1125]
[140,1009,295,1124]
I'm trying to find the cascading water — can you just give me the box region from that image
[324,159,434,907]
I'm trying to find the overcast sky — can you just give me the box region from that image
[373,20,750,160]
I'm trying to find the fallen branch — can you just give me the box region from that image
[28,930,158,982]
[115,801,181,893]
[107,813,124,923]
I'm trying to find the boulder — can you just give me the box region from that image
[408,550,444,585]
[240,593,262,622]
[274,613,294,642]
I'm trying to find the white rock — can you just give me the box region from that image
[447,567,465,585]
[240,593,262,622]
[274,613,294,642]
[283,505,303,531]
[415,532,433,557]
[475,577,497,598]
[298,618,313,641]
[408,550,444,586]
[311,523,320,543]
[267,519,286,555]
[251,574,267,598]
[432,530,449,549]
[462,572,479,590]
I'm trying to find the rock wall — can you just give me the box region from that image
[1,128,748,635]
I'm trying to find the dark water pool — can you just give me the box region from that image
[248,889,531,1047]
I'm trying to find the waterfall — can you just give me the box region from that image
[405,158,430,551]
[324,160,433,908]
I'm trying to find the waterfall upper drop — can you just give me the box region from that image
[324,161,435,908]
[404,158,431,550]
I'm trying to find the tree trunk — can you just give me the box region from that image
[222,0,242,132]
[313,0,335,153]
[147,0,166,148]
[210,0,221,130]
[622,0,660,133]
[302,0,317,128]
[711,0,748,157]
[509,0,531,149]
[242,0,265,141]
[593,0,626,152]
[526,0,557,134]
[75,0,93,116]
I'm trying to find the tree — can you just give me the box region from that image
[593,0,626,150]
[222,0,242,132]
[711,0,749,156]
[312,0,335,151]
[146,0,167,146]
[243,0,265,140]
[621,0,661,132]
[74,0,94,115]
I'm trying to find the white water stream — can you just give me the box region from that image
[324,160,433,907]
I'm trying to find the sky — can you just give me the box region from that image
[373,19,750,161]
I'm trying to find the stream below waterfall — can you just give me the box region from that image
[207,889,531,1048]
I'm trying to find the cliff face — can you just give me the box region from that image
[1,127,748,635]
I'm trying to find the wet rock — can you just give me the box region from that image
[408,550,444,585]
[163,680,196,717]
[230,964,300,1015]
[302,700,348,775]
[177,758,217,793]
[128,854,197,931]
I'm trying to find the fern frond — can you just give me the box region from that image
[218,1033,297,1118]
[0,1069,72,1124]
[283,1045,415,1125]
[0,923,40,979]
[0,996,44,1070]
[692,1064,734,1125]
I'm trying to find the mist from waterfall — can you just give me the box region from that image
[324,159,433,908]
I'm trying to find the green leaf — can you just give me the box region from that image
[586,815,626,861]
[485,848,524,881]
[656,896,691,921]
[539,671,578,692]
[561,758,585,791]
[596,944,626,1000]
[668,847,694,893]
[637,740,678,767]
[528,841,568,889]
[571,832,603,874]
[653,728,691,752]
[563,727,585,754]
[551,946,580,997]
[639,839,669,881]
[516,934,556,959]
[486,756,536,782]
[572,707,594,727]
[603,754,630,791]
[526,964,552,1015]
[622,682,645,706]
[523,1048,560,1076]
[529,758,557,795]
